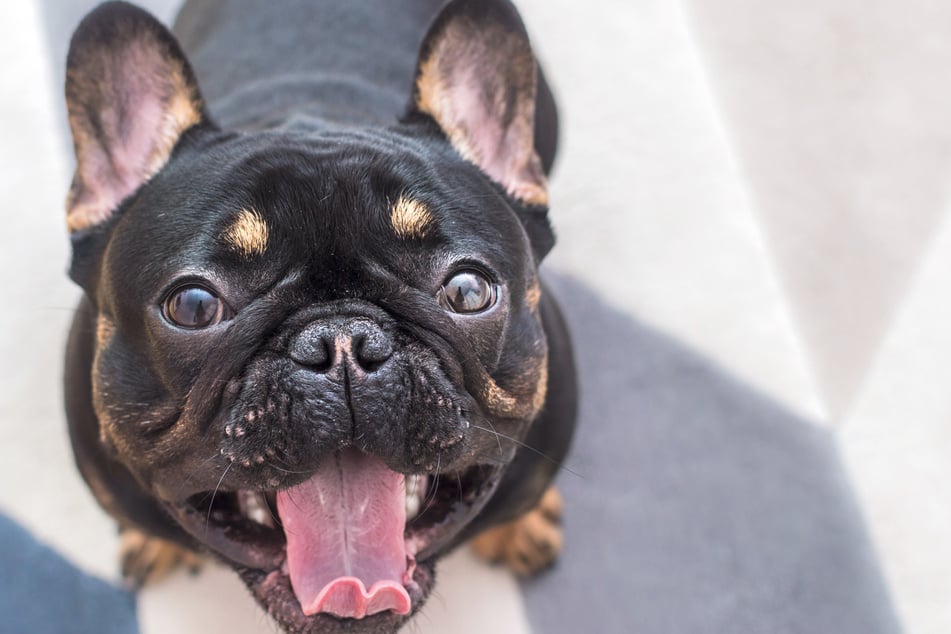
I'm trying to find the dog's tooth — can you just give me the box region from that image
[405,475,427,521]
[405,491,420,520]
[405,476,417,520]
[237,490,274,528]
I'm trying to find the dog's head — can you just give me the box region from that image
[65,0,553,631]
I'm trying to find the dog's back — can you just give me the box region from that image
[173,0,446,128]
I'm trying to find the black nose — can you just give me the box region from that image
[289,317,393,373]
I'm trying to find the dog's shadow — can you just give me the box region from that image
[522,271,899,634]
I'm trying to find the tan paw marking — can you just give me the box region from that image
[119,527,203,588]
[471,486,564,576]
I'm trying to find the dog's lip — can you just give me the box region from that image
[170,498,285,569]
[165,461,504,622]
[405,462,505,561]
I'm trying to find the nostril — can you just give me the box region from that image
[289,334,334,371]
[352,329,393,373]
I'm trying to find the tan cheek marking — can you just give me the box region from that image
[480,348,549,420]
[531,360,549,415]
[525,282,542,313]
[96,314,116,348]
[224,207,270,257]
[391,195,434,239]
[481,378,521,417]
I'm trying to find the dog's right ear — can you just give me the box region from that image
[65,1,210,234]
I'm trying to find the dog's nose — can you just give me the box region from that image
[289,317,393,374]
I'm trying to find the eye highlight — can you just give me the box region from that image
[163,285,231,329]
[438,270,498,314]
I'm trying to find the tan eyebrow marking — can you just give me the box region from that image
[390,195,434,239]
[224,207,269,257]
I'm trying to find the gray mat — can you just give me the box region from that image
[522,274,900,633]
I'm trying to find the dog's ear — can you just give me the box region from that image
[65,1,209,233]
[412,0,549,212]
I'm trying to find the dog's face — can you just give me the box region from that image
[65,1,553,631]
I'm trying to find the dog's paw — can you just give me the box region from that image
[119,526,203,588]
[471,486,564,577]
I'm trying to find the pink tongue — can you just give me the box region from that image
[276,450,412,619]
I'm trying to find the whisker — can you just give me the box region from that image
[420,453,442,517]
[265,461,310,475]
[468,453,510,468]
[469,423,583,479]
[263,492,281,528]
[482,418,505,459]
[190,451,233,507]
[205,461,234,535]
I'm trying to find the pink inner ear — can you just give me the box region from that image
[67,37,201,232]
[453,75,507,176]
[75,100,164,226]
[447,69,547,207]
[414,10,548,208]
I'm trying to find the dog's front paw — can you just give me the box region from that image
[471,486,564,576]
[119,526,203,588]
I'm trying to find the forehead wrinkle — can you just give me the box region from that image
[224,206,270,257]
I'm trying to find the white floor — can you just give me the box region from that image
[1,0,949,632]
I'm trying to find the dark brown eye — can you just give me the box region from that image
[438,270,497,314]
[163,285,230,329]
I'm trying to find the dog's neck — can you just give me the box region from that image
[173,0,446,130]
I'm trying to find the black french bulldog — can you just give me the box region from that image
[62,0,577,631]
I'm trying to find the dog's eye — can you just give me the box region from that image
[163,285,230,329]
[438,270,497,314]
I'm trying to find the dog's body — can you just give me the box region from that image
[63,1,576,631]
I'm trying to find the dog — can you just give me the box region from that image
[62,0,577,631]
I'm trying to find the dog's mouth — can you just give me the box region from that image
[169,449,501,632]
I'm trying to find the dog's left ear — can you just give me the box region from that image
[65,1,209,234]
[412,0,554,257]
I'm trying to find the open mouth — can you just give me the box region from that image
[170,450,501,632]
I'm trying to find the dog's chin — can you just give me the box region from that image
[166,461,504,633]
